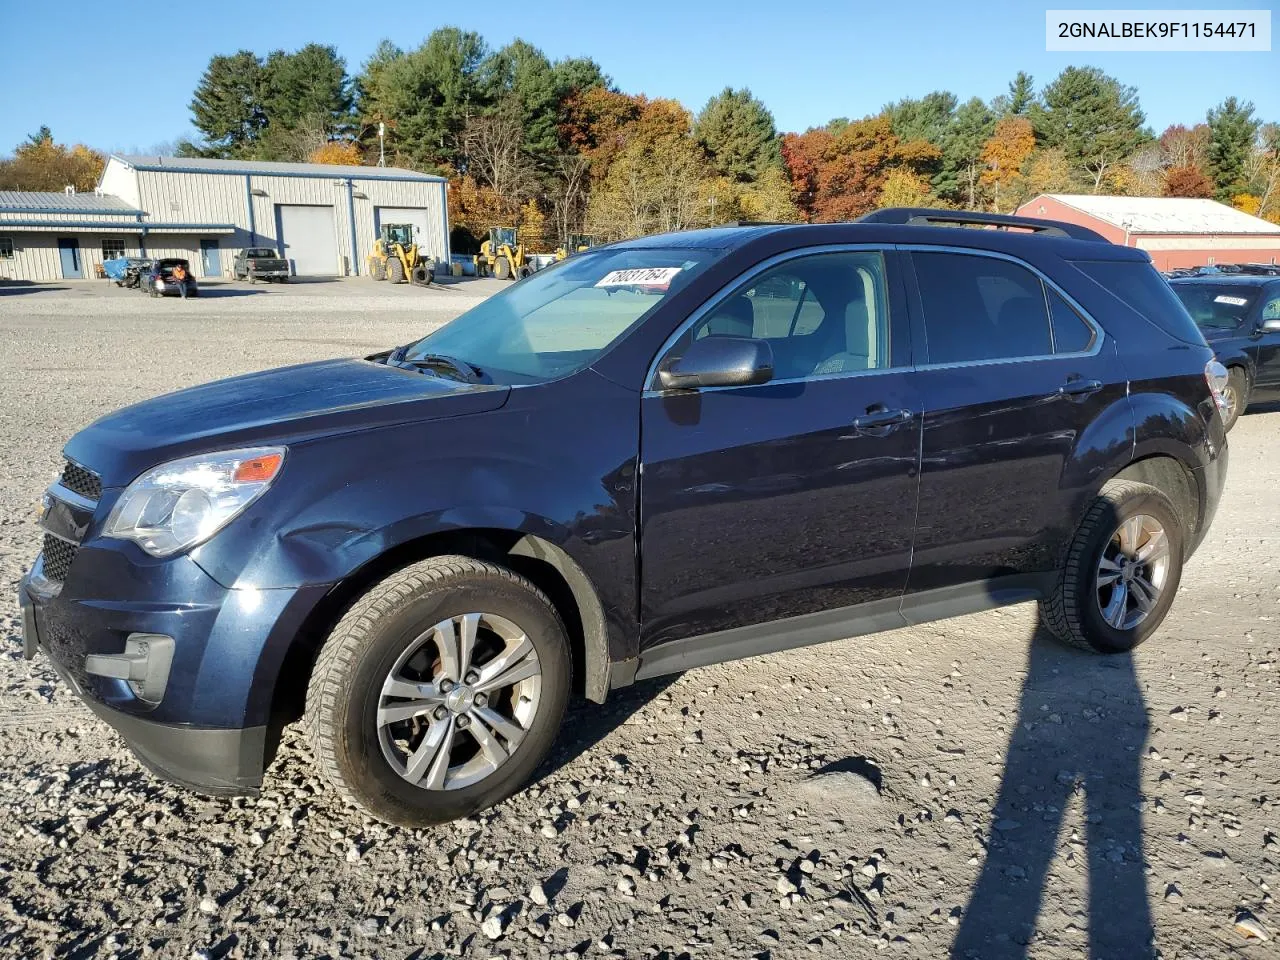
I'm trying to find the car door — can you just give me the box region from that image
[1253,284,1280,390]
[638,247,922,653]
[902,247,1128,602]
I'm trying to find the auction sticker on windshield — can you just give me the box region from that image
[595,267,684,288]
[1215,295,1250,306]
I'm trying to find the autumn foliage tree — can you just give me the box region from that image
[1163,165,1214,197]
[308,141,364,165]
[0,128,105,192]
[980,116,1036,211]
[782,117,939,221]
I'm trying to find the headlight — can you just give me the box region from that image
[154,278,165,289]
[104,447,285,557]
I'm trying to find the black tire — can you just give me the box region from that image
[411,264,432,285]
[387,257,406,283]
[305,555,572,827]
[1221,367,1248,431]
[495,256,512,280]
[1040,479,1184,653]
[369,258,386,281]
[518,265,531,279]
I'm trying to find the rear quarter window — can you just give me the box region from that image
[1072,260,1207,345]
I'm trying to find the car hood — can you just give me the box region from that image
[65,358,510,486]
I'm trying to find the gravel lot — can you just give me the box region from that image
[1,278,1277,959]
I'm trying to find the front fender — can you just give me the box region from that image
[190,371,642,700]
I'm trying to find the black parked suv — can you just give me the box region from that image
[1169,274,1280,429]
[20,209,1229,826]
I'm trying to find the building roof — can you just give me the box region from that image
[0,190,142,215]
[112,154,446,183]
[1037,195,1280,235]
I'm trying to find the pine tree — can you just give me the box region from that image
[1206,97,1261,202]
[693,88,781,182]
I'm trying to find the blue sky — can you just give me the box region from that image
[1,0,1275,153]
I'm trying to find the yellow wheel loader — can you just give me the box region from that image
[555,233,596,261]
[475,227,530,280]
[367,223,434,286]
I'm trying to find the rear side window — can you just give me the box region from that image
[1047,288,1096,353]
[912,252,1052,364]
[1074,260,1206,345]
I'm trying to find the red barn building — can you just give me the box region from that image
[1015,194,1280,271]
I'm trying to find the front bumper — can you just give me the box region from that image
[20,581,266,794]
[18,546,329,795]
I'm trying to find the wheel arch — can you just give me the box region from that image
[265,527,612,743]
[1105,454,1200,556]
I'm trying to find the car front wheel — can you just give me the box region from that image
[305,556,571,826]
[1041,479,1184,653]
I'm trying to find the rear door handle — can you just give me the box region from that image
[853,407,914,430]
[1058,378,1103,398]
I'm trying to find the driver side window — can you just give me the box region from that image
[672,251,892,382]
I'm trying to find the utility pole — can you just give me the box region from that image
[378,123,386,167]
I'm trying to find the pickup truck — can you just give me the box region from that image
[233,248,290,283]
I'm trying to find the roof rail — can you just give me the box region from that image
[857,207,1109,243]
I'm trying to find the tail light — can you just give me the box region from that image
[1204,360,1229,413]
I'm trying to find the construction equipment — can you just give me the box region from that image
[367,223,434,286]
[555,234,596,261]
[475,227,530,280]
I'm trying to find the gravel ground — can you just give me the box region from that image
[1,279,1277,959]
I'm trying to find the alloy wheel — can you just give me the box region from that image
[1095,514,1171,631]
[376,612,542,790]
[1222,382,1240,422]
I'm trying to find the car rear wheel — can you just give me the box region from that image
[1221,367,1247,431]
[305,556,571,827]
[1040,479,1184,653]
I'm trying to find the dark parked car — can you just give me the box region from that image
[21,209,1229,827]
[143,258,198,298]
[233,247,290,283]
[1169,275,1280,429]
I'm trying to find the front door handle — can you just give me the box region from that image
[853,407,914,431]
[1058,378,1103,398]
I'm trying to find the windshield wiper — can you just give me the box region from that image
[386,346,484,384]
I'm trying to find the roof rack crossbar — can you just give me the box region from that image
[857,207,1108,243]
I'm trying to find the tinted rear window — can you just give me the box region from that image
[1073,260,1206,345]
[912,251,1052,363]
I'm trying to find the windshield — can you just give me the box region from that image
[1171,283,1259,330]
[405,247,716,383]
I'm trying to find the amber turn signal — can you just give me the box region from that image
[233,453,284,483]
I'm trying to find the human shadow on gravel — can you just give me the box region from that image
[951,627,1153,959]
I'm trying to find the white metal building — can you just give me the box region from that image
[0,155,449,282]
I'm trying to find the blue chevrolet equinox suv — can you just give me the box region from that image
[20,209,1229,826]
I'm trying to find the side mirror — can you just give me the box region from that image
[1262,318,1280,333]
[658,335,774,391]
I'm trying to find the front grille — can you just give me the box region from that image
[42,533,78,582]
[61,461,102,500]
